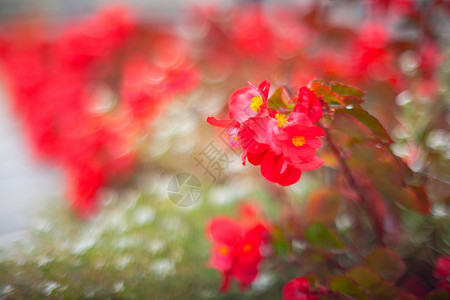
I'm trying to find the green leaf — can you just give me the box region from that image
[365,248,406,282]
[335,104,393,144]
[271,226,289,257]
[330,275,371,300]
[310,82,344,106]
[331,81,365,98]
[304,274,320,289]
[347,266,397,300]
[303,189,342,226]
[304,223,345,250]
[267,87,290,110]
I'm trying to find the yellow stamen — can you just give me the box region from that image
[219,246,229,255]
[275,113,288,128]
[242,244,252,253]
[292,136,306,147]
[250,96,263,112]
[233,136,238,141]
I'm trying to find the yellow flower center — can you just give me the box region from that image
[292,136,306,147]
[219,246,229,255]
[250,96,263,112]
[275,113,288,128]
[242,244,252,253]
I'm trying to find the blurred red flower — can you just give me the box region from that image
[206,203,270,292]
[433,256,450,293]
[0,5,198,215]
[282,277,320,300]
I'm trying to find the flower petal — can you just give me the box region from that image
[260,151,301,186]
[207,217,243,246]
[206,116,235,128]
[291,156,324,171]
[229,87,259,122]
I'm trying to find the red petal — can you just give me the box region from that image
[282,143,316,164]
[260,151,301,186]
[247,151,265,165]
[306,137,322,149]
[257,80,270,100]
[288,112,313,127]
[434,256,450,279]
[207,217,243,246]
[206,116,234,128]
[229,87,259,122]
[291,156,324,171]
[209,245,234,272]
[282,277,310,300]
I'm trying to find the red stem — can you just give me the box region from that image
[319,122,385,245]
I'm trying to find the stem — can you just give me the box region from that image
[319,122,385,245]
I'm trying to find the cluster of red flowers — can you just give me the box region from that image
[206,203,270,292]
[0,6,198,215]
[208,81,324,186]
[194,2,444,102]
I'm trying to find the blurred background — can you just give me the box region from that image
[0,0,448,298]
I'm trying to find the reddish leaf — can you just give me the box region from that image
[365,248,406,282]
[395,292,420,300]
[370,171,430,215]
[346,266,397,300]
[310,82,344,106]
[331,114,374,144]
[341,95,365,104]
[331,81,365,98]
[303,188,342,226]
[330,275,371,300]
[335,104,393,144]
[426,289,449,300]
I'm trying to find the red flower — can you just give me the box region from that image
[292,87,323,124]
[207,80,324,186]
[433,256,450,293]
[238,111,324,185]
[259,151,302,186]
[55,5,134,69]
[206,204,270,292]
[207,80,270,147]
[282,277,320,300]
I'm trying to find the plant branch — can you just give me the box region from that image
[319,122,385,245]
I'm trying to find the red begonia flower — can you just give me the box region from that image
[276,123,324,167]
[292,87,323,124]
[207,80,324,186]
[433,256,450,293]
[282,277,320,300]
[260,151,302,186]
[206,208,270,292]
